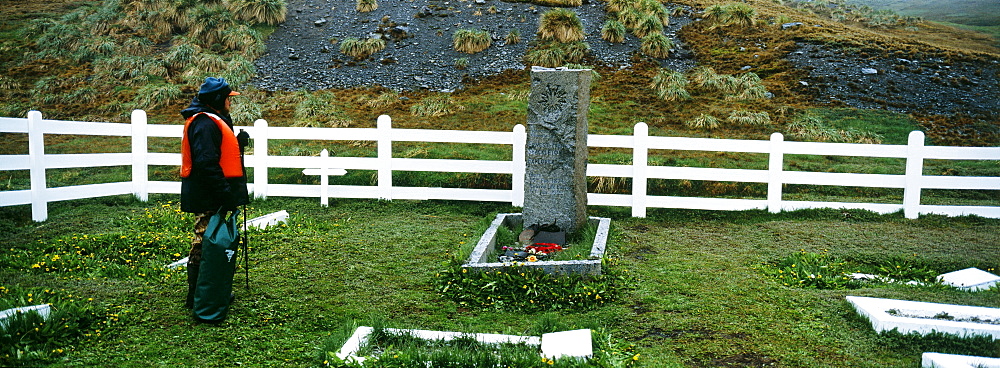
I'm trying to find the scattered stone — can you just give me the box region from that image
[315,18,327,27]
[862,68,878,74]
[782,22,803,29]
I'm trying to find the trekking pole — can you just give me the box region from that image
[242,202,249,291]
[237,129,251,291]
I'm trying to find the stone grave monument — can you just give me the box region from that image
[523,66,593,233]
[463,67,608,275]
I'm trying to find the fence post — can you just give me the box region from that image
[253,118,268,199]
[631,122,649,218]
[320,149,329,207]
[903,131,925,219]
[131,110,149,202]
[512,124,526,207]
[377,115,392,200]
[27,111,47,222]
[767,132,784,213]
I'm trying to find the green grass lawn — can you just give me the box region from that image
[1,195,998,367]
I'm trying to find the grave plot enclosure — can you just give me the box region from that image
[463,213,610,275]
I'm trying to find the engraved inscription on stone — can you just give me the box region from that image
[523,67,592,232]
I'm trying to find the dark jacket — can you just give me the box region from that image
[180,97,249,213]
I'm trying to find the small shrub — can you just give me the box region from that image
[538,8,585,43]
[686,114,720,129]
[601,20,626,43]
[640,33,673,58]
[356,0,377,13]
[650,68,690,101]
[452,29,491,54]
[454,57,469,70]
[727,110,772,126]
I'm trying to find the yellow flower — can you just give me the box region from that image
[527,256,538,262]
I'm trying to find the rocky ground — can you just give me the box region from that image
[251,0,694,92]
[252,0,999,120]
[787,42,1000,118]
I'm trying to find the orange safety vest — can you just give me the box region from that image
[180,112,243,178]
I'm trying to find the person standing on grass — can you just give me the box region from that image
[179,77,249,310]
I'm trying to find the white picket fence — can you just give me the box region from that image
[1,110,998,222]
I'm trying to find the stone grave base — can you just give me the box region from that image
[847,296,1000,339]
[463,213,609,275]
[922,352,1000,368]
[336,326,592,363]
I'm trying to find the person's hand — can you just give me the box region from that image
[237,130,250,149]
[221,192,238,212]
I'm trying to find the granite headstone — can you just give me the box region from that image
[523,67,592,233]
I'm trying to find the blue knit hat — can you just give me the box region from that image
[198,77,240,97]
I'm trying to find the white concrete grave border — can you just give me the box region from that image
[847,296,1000,339]
[464,213,610,275]
[922,352,1000,368]
[166,210,290,269]
[938,268,1000,292]
[0,304,51,329]
[336,326,592,364]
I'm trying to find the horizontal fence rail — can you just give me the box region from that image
[0,111,998,221]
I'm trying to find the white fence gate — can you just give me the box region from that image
[1,110,998,222]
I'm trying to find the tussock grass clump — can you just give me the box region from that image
[505,29,521,45]
[727,110,772,126]
[651,68,690,101]
[340,37,387,60]
[538,8,585,43]
[724,72,769,100]
[703,2,758,28]
[361,91,401,109]
[454,57,469,70]
[452,29,491,54]
[131,84,183,110]
[222,25,265,58]
[601,20,626,43]
[632,12,665,38]
[640,33,673,58]
[356,0,378,13]
[410,94,464,117]
[506,0,582,6]
[686,114,721,129]
[293,91,352,128]
[525,47,565,68]
[228,0,287,25]
[524,41,590,67]
[786,113,884,143]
